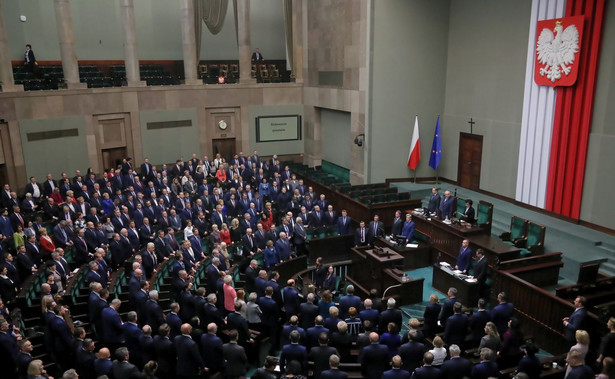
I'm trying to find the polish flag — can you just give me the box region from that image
[407,116,421,170]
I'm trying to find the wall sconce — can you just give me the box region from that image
[354,133,365,147]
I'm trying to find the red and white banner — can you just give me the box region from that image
[535,15,584,87]
[407,116,421,170]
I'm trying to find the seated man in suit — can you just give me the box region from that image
[458,199,476,224]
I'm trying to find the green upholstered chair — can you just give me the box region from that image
[359,196,372,205]
[398,192,410,201]
[500,216,528,245]
[305,228,315,242]
[477,200,493,234]
[386,193,399,202]
[315,226,327,239]
[456,197,467,218]
[519,221,546,256]
[327,225,339,237]
[373,194,386,203]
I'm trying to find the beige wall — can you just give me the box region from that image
[0,83,302,191]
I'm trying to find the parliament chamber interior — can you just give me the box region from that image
[1,0,615,378]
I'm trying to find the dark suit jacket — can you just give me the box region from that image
[174,334,204,377]
[469,309,491,345]
[320,369,349,379]
[412,365,441,379]
[428,193,441,212]
[439,196,455,218]
[101,307,124,344]
[379,308,403,334]
[222,342,248,377]
[473,256,489,284]
[337,216,352,235]
[391,217,404,236]
[359,343,390,378]
[440,356,472,379]
[152,335,175,375]
[383,368,412,379]
[280,343,308,373]
[112,360,145,379]
[490,302,514,337]
[470,361,499,379]
[444,313,469,347]
[200,333,224,374]
[565,308,588,343]
[398,341,425,373]
[354,227,369,246]
[309,345,340,378]
[439,298,457,327]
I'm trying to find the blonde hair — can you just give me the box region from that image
[429,294,439,303]
[27,360,44,376]
[576,329,590,345]
[485,321,499,338]
[433,335,444,348]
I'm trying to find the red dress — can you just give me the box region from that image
[220,229,231,245]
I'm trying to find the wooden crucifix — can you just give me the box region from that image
[468,118,475,134]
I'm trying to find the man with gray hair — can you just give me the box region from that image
[379,298,402,334]
[111,347,142,379]
[62,369,79,379]
[142,242,158,278]
[299,292,319,329]
[338,284,361,319]
[100,298,124,352]
[471,348,499,379]
[440,344,472,379]
[144,290,165,332]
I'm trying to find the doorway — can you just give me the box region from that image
[457,132,483,190]
[212,138,236,162]
[101,147,127,171]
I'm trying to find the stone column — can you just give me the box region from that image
[180,0,201,85]
[0,0,23,92]
[236,0,255,84]
[291,0,304,83]
[53,0,86,89]
[120,0,145,86]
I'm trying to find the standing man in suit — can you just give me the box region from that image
[222,329,249,378]
[354,221,369,247]
[444,302,469,348]
[368,215,384,241]
[24,44,37,73]
[472,249,489,300]
[438,190,454,219]
[391,210,403,237]
[491,292,514,337]
[174,323,205,379]
[401,213,415,243]
[439,288,458,328]
[427,188,441,213]
[383,355,411,379]
[252,48,264,61]
[563,296,588,346]
[293,217,307,256]
[455,239,472,274]
[359,332,390,378]
[439,344,472,379]
[336,210,352,235]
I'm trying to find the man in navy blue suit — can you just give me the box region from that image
[440,344,472,379]
[444,302,469,348]
[280,330,308,374]
[455,239,472,274]
[338,285,361,320]
[200,323,224,377]
[401,213,415,243]
[359,332,390,378]
[469,298,491,347]
[471,348,499,379]
[412,352,441,379]
[399,329,425,374]
[383,355,411,379]
[320,354,348,379]
[174,323,205,379]
[427,188,441,213]
[101,299,124,352]
[491,292,514,337]
[439,288,458,328]
[336,209,352,235]
[563,296,588,346]
[438,190,454,219]
[259,286,281,354]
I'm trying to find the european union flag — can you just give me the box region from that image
[429,116,442,170]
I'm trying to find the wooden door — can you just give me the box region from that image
[101,147,127,171]
[457,132,482,190]
[212,138,236,162]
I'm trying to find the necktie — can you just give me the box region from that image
[361,228,365,242]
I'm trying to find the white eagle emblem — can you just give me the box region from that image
[536,21,580,82]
